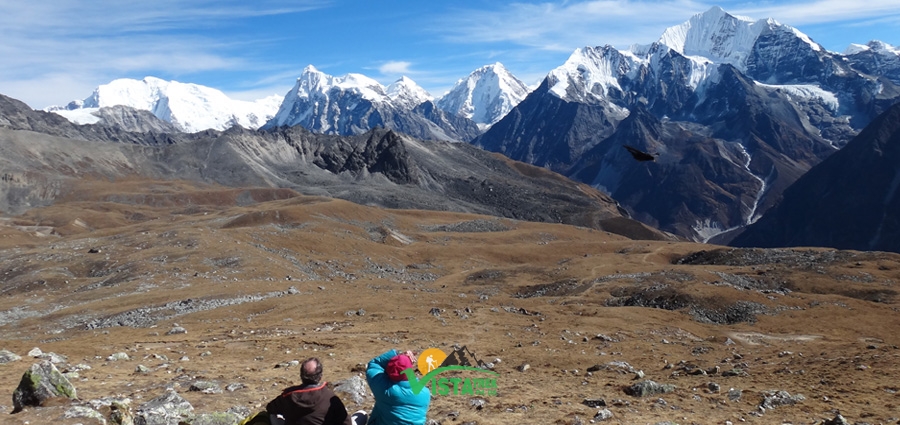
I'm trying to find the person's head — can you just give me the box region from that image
[300,357,323,385]
[386,354,413,382]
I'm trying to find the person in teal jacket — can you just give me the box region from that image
[365,349,431,425]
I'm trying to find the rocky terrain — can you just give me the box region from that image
[1,179,898,424]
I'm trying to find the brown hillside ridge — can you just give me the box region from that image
[0,179,899,424]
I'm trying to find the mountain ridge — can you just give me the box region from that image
[474,6,900,242]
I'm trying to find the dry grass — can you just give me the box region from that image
[1,179,899,424]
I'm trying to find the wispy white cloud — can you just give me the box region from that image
[0,0,330,107]
[378,61,414,76]
[433,0,900,50]
[730,0,900,26]
[433,0,708,51]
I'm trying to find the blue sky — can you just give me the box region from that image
[2,0,899,109]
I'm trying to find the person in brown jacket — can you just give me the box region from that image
[266,357,353,425]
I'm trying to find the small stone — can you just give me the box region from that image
[582,398,606,408]
[624,380,675,397]
[708,382,720,393]
[0,349,22,364]
[822,413,850,425]
[226,383,247,392]
[167,326,187,335]
[469,398,486,410]
[107,352,131,361]
[135,364,151,373]
[516,363,530,372]
[27,347,43,357]
[722,368,744,377]
[593,409,613,421]
[189,381,223,394]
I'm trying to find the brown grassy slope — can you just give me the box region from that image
[0,179,898,424]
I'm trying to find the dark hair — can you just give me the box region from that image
[301,357,323,385]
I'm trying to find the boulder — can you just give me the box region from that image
[624,380,675,397]
[759,390,805,410]
[0,349,22,364]
[334,375,369,405]
[65,405,106,424]
[189,381,223,394]
[134,391,194,425]
[193,411,243,425]
[593,409,614,421]
[12,360,78,412]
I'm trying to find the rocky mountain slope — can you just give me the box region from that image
[473,7,900,242]
[0,93,663,240]
[732,102,900,253]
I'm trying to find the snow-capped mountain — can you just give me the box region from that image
[263,65,479,142]
[475,6,900,242]
[436,63,531,128]
[387,76,434,109]
[844,40,900,86]
[47,77,282,133]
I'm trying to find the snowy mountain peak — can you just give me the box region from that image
[386,76,433,109]
[844,40,900,56]
[657,6,821,68]
[294,65,386,102]
[47,77,281,132]
[436,62,531,127]
[545,45,647,103]
[658,6,766,66]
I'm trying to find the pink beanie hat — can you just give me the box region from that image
[386,354,413,381]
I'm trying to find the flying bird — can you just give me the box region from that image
[623,145,656,162]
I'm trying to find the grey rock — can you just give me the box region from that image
[27,347,43,357]
[135,364,151,373]
[109,399,135,425]
[593,408,614,421]
[65,405,106,424]
[42,352,68,364]
[134,391,194,425]
[708,382,721,393]
[470,397,486,410]
[86,398,134,425]
[727,388,742,401]
[722,368,745,377]
[822,414,850,425]
[189,381,223,394]
[108,352,131,361]
[582,398,606,408]
[759,390,805,410]
[227,406,251,418]
[334,375,369,405]
[12,360,78,413]
[624,380,675,397]
[225,383,247,392]
[193,411,243,425]
[0,349,22,363]
[166,326,187,335]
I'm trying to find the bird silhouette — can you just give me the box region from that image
[623,145,656,162]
